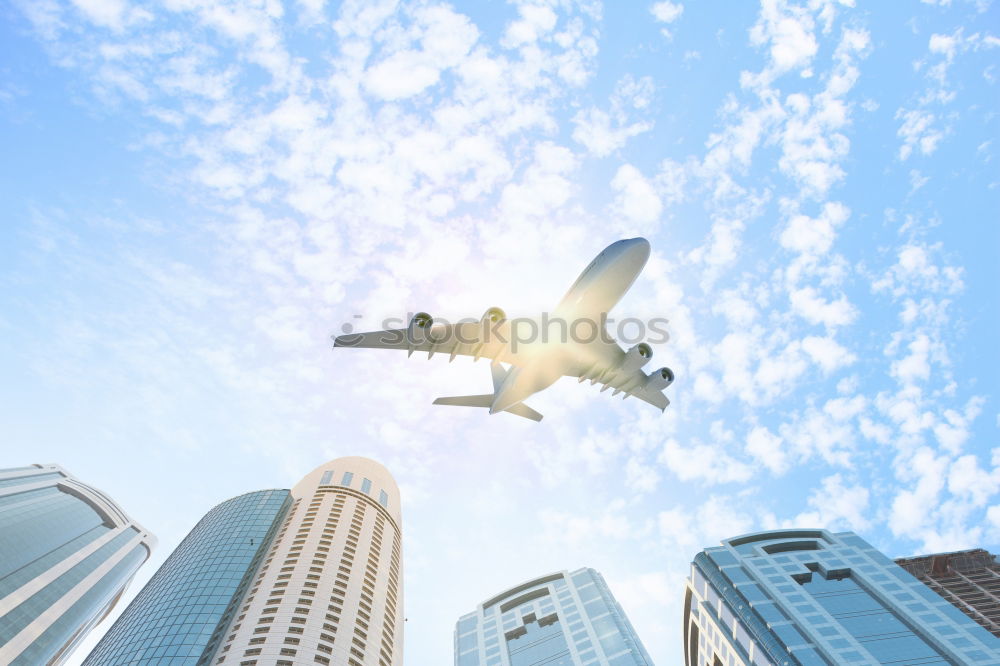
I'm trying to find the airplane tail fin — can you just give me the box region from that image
[490,361,507,392]
[432,395,544,422]
[431,362,543,422]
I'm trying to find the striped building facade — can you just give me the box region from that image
[0,464,155,665]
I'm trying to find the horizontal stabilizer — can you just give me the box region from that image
[433,394,494,408]
[505,402,543,422]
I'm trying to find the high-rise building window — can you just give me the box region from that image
[682,529,1000,666]
[800,571,948,663]
[182,457,403,666]
[379,490,389,508]
[506,614,569,665]
[361,478,372,494]
[84,490,290,666]
[455,568,652,666]
[0,465,155,666]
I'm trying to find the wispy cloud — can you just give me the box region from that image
[3,1,998,664]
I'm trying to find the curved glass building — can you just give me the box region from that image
[0,464,156,666]
[455,567,653,666]
[683,529,1000,666]
[84,489,291,665]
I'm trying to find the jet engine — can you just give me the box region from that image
[407,312,433,342]
[646,366,674,390]
[620,343,653,374]
[481,307,506,324]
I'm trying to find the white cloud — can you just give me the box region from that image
[70,0,148,31]
[572,109,652,156]
[890,333,932,385]
[539,499,632,547]
[650,1,683,24]
[802,335,856,373]
[611,164,663,233]
[658,495,757,552]
[711,290,757,328]
[896,109,944,160]
[780,406,858,467]
[692,372,724,404]
[659,438,754,484]
[754,340,808,398]
[779,202,849,257]
[498,142,578,227]
[776,28,869,196]
[650,1,683,37]
[895,28,1000,160]
[745,425,788,474]
[70,0,123,29]
[364,6,479,100]
[789,286,856,327]
[792,473,872,530]
[749,1,818,74]
[890,446,949,538]
[625,455,661,493]
[872,243,965,306]
[502,2,558,48]
[948,452,1000,507]
[824,394,866,422]
[365,56,444,100]
[572,74,656,156]
[933,397,983,454]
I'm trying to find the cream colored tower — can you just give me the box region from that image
[212,457,403,666]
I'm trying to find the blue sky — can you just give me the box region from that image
[1,0,998,663]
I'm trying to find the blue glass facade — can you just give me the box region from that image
[0,465,155,666]
[84,488,291,665]
[683,529,1000,666]
[455,568,654,666]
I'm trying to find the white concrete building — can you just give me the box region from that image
[213,456,403,666]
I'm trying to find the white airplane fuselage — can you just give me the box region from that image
[489,238,651,414]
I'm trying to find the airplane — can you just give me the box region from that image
[332,237,674,422]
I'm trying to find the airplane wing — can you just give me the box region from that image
[565,338,671,411]
[333,319,525,365]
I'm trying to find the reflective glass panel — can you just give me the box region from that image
[506,617,572,666]
[801,574,950,665]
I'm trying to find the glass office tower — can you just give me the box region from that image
[455,567,653,666]
[84,489,292,665]
[83,456,403,666]
[683,529,1000,666]
[895,548,1000,639]
[0,464,156,666]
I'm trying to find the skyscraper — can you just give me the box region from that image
[91,457,400,666]
[83,489,292,665]
[0,464,155,666]
[213,456,402,666]
[455,567,653,666]
[895,548,1000,639]
[683,529,1000,666]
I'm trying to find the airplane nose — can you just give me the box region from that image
[625,237,651,261]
